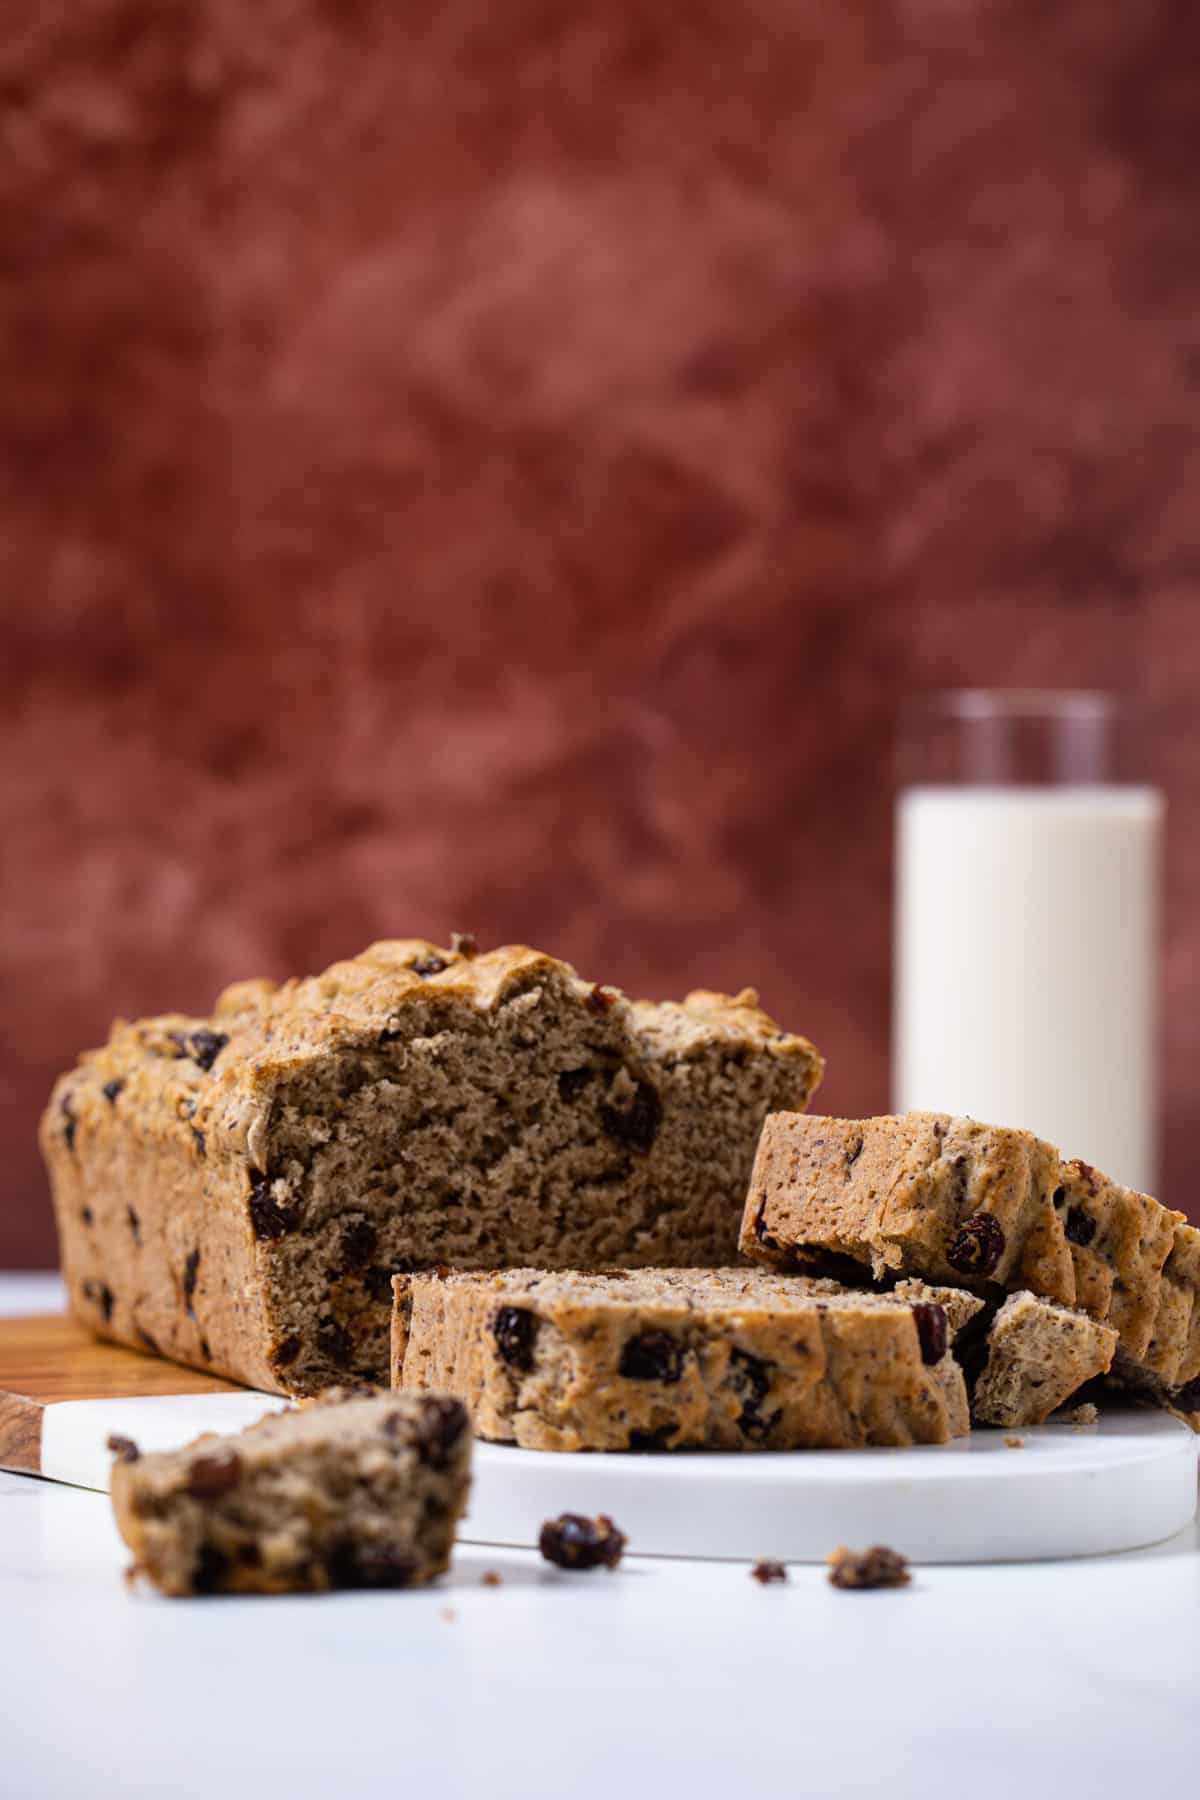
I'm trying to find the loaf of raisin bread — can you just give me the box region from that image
[42,940,822,1394]
[740,1111,1198,1425]
[391,1267,972,1449]
[110,1387,471,1595]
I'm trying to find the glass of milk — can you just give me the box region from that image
[893,690,1162,1194]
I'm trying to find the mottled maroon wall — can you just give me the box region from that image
[3,2,1200,1264]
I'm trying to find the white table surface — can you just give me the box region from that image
[4,1273,1199,1799]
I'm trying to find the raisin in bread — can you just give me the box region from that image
[740,1112,1198,1425]
[110,1387,471,1596]
[391,1267,972,1450]
[43,940,822,1394]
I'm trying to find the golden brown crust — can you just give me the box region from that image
[40,1031,282,1392]
[1054,1158,1182,1363]
[1152,1222,1200,1389]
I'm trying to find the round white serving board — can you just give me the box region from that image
[37,1393,1197,1564]
[462,1411,1198,1563]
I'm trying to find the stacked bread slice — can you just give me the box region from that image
[390,1261,1120,1443]
[738,1111,1199,1431]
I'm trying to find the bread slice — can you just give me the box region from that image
[741,1112,1071,1292]
[740,1111,1196,1425]
[391,1267,972,1450]
[110,1388,471,1596]
[968,1292,1117,1428]
[42,939,822,1395]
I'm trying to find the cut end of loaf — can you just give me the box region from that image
[43,939,822,1396]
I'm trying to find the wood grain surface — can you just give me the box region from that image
[0,1314,244,1475]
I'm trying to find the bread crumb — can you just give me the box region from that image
[750,1559,788,1585]
[440,1605,458,1623]
[1005,1435,1025,1449]
[826,1545,910,1590]
[480,1570,503,1587]
[1071,1402,1099,1427]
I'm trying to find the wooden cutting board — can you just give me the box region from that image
[0,1314,251,1477]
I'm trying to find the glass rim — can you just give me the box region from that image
[901,688,1129,725]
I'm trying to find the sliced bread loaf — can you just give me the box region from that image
[43,939,822,1394]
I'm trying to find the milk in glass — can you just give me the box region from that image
[894,784,1162,1194]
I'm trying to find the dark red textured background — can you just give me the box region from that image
[3,2,1199,1264]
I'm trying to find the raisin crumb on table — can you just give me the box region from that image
[538,1513,627,1571]
[750,1560,788,1585]
[826,1545,911,1590]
